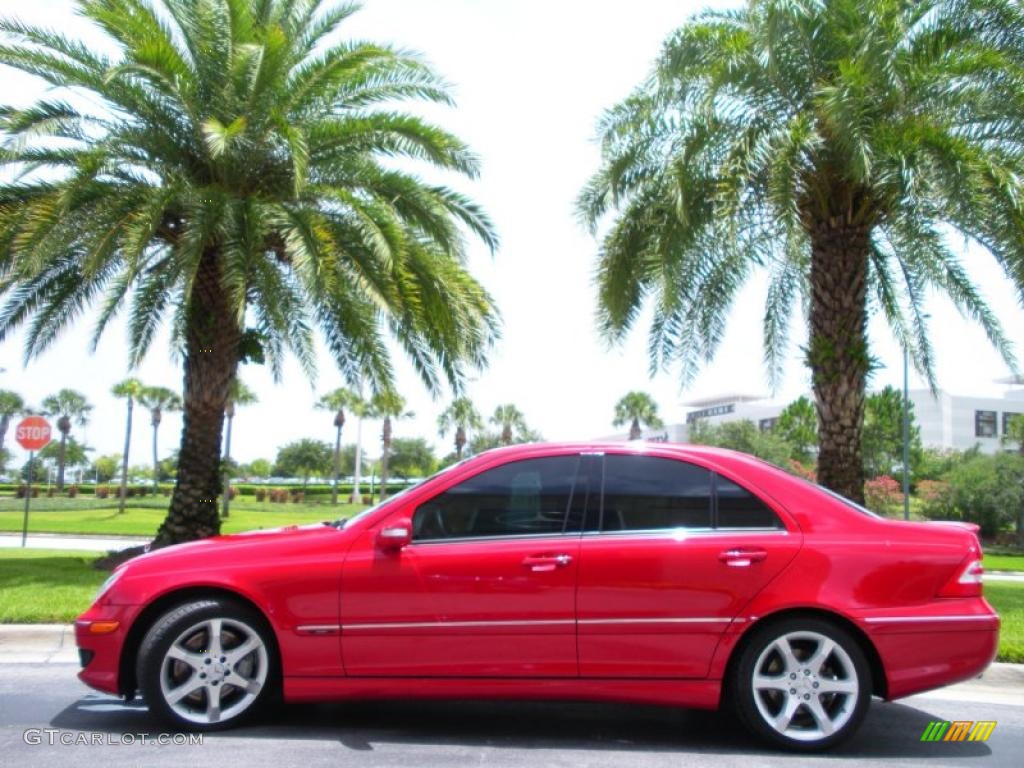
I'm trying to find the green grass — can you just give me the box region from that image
[0,549,106,623]
[986,582,1024,663]
[984,553,1024,572]
[0,497,366,538]
[1,550,1022,664]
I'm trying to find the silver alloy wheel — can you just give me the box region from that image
[751,630,859,742]
[158,617,269,725]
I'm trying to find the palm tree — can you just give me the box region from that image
[317,388,363,506]
[369,389,412,501]
[577,0,1024,503]
[437,397,483,460]
[40,389,92,490]
[221,378,257,518]
[138,387,182,492]
[0,0,498,546]
[613,392,664,441]
[111,378,145,513]
[490,404,529,446]
[0,389,24,460]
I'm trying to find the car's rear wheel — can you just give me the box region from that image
[731,617,871,750]
[137,598,277,730]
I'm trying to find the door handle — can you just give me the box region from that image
[718,548,768,567]
[522,553,573,572]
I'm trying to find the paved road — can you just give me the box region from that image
[0,664,1019,768]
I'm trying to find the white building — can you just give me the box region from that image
[602,381,1024,453]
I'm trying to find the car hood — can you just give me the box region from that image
[119,523,345,574]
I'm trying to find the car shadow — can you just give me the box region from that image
[51,694,992,759]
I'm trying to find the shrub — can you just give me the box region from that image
[66,485,79,498]
[787,460,816,483]
[864,475,903,516]
[362,495,374,505]
[254,488,267,502]
[228,486,239,500]
[946,453,1024,538]
[95,486,110,499]
[162,486,171,496]
[16,485,40,498]
[46,487,56,498]
[290,490,305,503]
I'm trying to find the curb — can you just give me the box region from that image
[0,623,78,663]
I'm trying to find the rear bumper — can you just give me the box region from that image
[858,598,1000,700]
[74,603,140,696]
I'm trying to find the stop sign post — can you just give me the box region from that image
[16,416,52,547]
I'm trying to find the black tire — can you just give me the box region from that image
[136,597,279,731]
[731,617,872,751]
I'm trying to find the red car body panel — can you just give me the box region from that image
[76,442,999,710]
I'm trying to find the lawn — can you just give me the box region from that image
[1,549,1022,664]
[0,549,106,623]
[984,554,1024,573]
[985,582,1024,663]
[0,497,366,538]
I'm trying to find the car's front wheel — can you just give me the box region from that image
[136,598,277,730]
[731,617,872,750]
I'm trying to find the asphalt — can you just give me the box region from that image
[0,661,1020,768]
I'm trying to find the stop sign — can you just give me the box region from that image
[15,416,52,451]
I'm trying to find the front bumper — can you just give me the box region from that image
[74,603,141,696]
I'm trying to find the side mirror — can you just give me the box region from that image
[377,521,412,551]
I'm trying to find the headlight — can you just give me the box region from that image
[94,570,123,602]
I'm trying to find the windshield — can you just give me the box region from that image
[333,458,473,528]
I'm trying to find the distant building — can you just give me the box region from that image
[599,383,1024,454]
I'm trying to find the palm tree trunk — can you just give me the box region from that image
[331,421,341,506]
[221,412,234,519]
[57,430,68,491]
[117,398,133,514]
[153,249,240,548]
[0,413,10,457]
[629,417,641,441]
[380,417,392,501]
[501,424,511,446]
[456,426,466,460]
[151,411,161,493]
[352,416,363,503]
[808,217,870,504]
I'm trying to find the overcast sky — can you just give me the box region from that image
[2,0,1022,471]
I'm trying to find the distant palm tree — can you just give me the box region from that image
[317,388,364,506]
[613,392,663,440]
[0,389,25,460]
[438,397,483,460]
[0,0,498,545]
[578,0,1024,502]
[138,387,182,492]
[112,378,145,513]
[370,390,412,501]
[490,404,529,446]
[222,379,258,518]
[40,389,92,490]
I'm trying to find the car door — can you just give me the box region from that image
[576,453,801,678]
[340,453,586,677]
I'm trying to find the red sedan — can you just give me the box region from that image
[75,443,998,750]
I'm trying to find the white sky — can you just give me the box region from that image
[1,0,1022,470]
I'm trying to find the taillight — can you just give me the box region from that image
[938,558,984,598]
